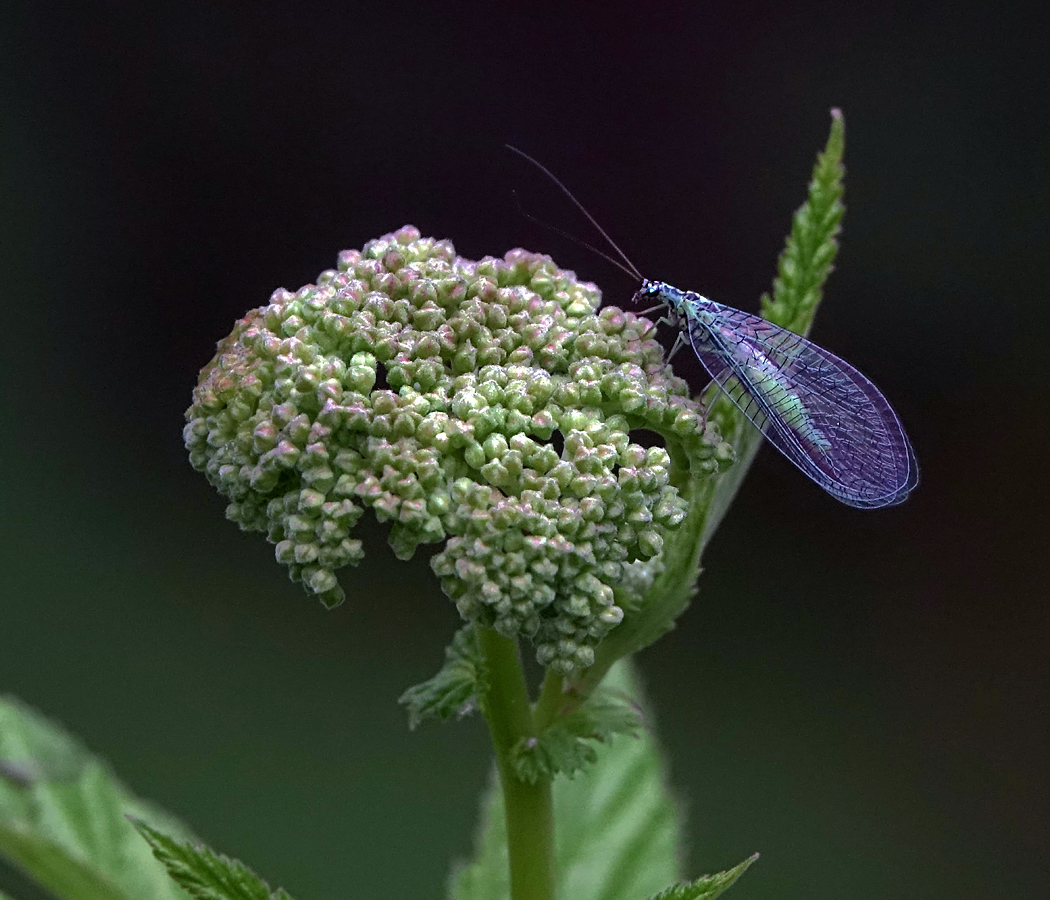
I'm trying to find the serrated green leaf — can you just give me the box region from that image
[702,109,846,544]
[760,108,844,334]
[510,691,641,784]
[400,625,486,729]
[450,660,680,900]
[0,695,194,900]
[562,692,642,743]
[134,822,294,900]
[510,726,596,786]
[644,854,757,900]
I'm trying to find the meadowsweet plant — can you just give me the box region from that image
[0,113,847,900]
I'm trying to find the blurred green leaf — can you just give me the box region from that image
[510,690,640,784]
[134,822,294,900]
[0,696,193,900]
[450,660,680,900]
[399,625,486,730]
[644,855,757,900]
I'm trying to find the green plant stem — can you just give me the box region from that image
[532,670,565,732]
[477,627,556,900]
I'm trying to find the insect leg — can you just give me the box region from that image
[699,380,727,430]
[667,331,689,362]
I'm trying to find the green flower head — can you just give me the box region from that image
[184,226,732,672]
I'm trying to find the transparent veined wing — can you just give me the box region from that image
[684,299,918,508]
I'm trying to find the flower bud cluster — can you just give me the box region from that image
[185,226,733,671]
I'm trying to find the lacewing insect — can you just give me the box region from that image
[506,145,918,508]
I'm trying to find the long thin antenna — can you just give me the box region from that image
[511,190,640,281]
[505,144,644,282]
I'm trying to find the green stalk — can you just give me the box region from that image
[477,627,556,900]
[532,670,565,732]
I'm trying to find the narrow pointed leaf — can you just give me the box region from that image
[703,109,846,543]
[644,854,757,900]
[134,822,295,900]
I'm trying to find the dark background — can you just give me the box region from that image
[2,3,1047,899]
